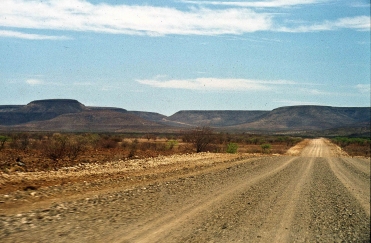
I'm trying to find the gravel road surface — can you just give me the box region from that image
[1,138,370,242]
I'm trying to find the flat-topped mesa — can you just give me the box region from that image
[0,99,88,125]
[24,99,86,113]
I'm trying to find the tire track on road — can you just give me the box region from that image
[326,157,370,216]
[260,139,321,242]
[273,157,314,242]
[114,157,298,243]
[307,139,370,216]
[341,157,370,176]
[308,158,370,241]
[174,156,306,242]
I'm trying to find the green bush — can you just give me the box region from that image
[166,140,178,150]
[332,137,370,148]
[226,142,238,154]
[261,143,271,154]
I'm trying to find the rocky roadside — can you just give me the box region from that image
[0,152,262,214]
[0,152,265,242]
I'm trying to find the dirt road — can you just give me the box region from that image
[1,139,370,242]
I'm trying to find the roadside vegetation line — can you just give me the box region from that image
[118,156,297,242]
[329,137,370,157]
[0,131,304,173]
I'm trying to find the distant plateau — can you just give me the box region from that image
[0,99,369,136]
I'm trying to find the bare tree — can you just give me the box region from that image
[184,126,214,153]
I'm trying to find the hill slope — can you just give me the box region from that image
[128,111,167,123]
[231,106,370,131]
[166,110,269,127]
[18,110,167,132]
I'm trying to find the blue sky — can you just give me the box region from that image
[0,0,370,115]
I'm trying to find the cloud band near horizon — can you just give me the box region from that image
[138,77,300,91]
[137,77,370,96]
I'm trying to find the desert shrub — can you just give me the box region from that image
[121,140,130,149]
[166,140,178,150]
[19,134,30,151]
[97,137,118,149]
[84,133,101,147]
[139,141,154,151]
[155,143,167,151]
[66,136,87,160]
[245,146,265,154]
[144,133,157,141]
[261,143,271,154]
[226,142,238,154]
[234,136,244,143]
[128,139,139,158]
[110,136,123,143]
[286,137,303,146]
[205,144,222,153]
[8,134,19,150]
[247,137,260,145]
[0,135,9,150]
[43,134,86,161]
[8,133,30,151]
[183,126,214,153]
[44,135,69,161]
[29,139,43,150]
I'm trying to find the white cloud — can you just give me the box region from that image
[0,0,368,38]
[0,30,70,40]
[278,16,371,32]
[137,77,296,91]
[181,0,324,8]
[26,79,44,85]
[356,84,371,93]
[333,16,371,31]
[298,88,333,95]
[0,0,272,36]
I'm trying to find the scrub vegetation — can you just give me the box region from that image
[331,137,370,157]
[1,130,367,173]
[0,127,308,172]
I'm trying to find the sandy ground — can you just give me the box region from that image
[0,138,370,242]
